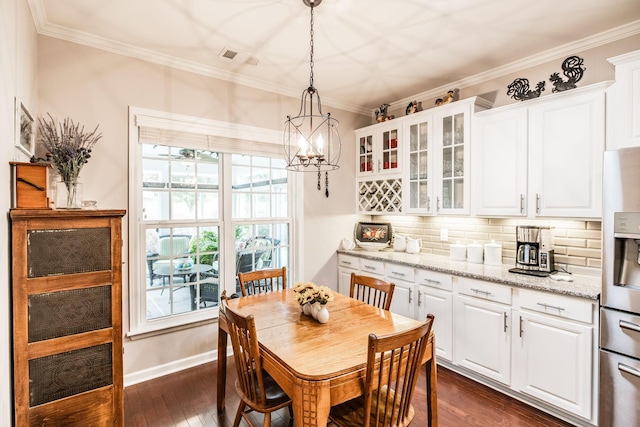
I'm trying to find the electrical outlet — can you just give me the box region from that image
[440,228,448,242]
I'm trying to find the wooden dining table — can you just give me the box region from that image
[216,289,437,427]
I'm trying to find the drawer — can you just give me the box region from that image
[416,269,453,291]
[359,258,385,276]
[458,277,511,305]
[338,254,359,270]
[385,263,415,283]
[519,289,593,324]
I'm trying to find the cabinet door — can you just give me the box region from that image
[379,124,401,175]
[607,51,640,150]
[356,130,375,177]
[514,310,593,418]
[389,281,415,319]
[454,295,511,385]
[529,89,605,218]
[404,113,434,214]
[418,286,453,361]
[434,104,471,214]
[473,107,528,216]
[338,267,356,295]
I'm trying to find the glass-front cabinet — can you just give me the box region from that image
[356,121,401,177]
[405,113,433,214]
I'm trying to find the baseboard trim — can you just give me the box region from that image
[124,350,217,387]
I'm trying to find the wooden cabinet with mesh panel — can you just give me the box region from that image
[10,209,126,426]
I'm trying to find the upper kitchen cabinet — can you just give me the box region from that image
[473,106,528,216]
[473,82,609,219]
[420,97,491,215]
[404,111,434,214]
[607,49,640,150]
[356,121,402,178]
[529,83,608,218]
[356,121,403,214]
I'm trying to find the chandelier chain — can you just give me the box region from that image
[309,4,315,88]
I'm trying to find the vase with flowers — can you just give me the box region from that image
[293,281,335,323]
[37,113,102,209]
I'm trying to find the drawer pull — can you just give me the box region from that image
[519,316,523,337]
[618,363,640,378]
[536,302,565,312]
[471,288,492,297]
[619,320,640,333]
[408,288,413,304]
[418,290,422,307]
[391,271,406,277]
[363,265,377,270]
[423,278,441,286]
[503,312,508,333]
[341,261,353,266]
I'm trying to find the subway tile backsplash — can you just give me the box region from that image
[378,216,602,277]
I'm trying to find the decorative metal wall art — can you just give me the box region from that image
[507,78,546,101]
[549,55,586,93]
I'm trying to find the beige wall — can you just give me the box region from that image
[1,0,39,422]
[37,36,367,382]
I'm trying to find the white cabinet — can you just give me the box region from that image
[473,82,608,218]
[337,254,359,295]
[607,49,640,149]
[417,270,453,361]
[358,257,385,280]
[386,263,416,319]
[432,98,491,215]
[513,289,595,419]
[473,107,528,216]
[529,86,606,218]
[356,122,403,215]
[404,112,434,214]
[454,278,512,385]
[356,122,402,177]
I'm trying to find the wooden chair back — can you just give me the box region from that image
[237,266,287,297]
[330,314,435,427]
[350,273,395,310]
[220,292,292,426]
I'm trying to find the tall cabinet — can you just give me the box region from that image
[11,209,126,426]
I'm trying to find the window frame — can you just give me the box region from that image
[128,107,300,336]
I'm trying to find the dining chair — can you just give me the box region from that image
[350,273,395,310]
[329,314,435,427]
[220,292,293,427]
[237,266,287,297]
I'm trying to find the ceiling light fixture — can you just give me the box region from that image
[283,0,341,197]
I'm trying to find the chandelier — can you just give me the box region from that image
[284,0,341,197]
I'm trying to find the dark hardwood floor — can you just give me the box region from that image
[124,359,575,426]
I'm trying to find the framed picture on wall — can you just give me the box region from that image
[15,98,35,157]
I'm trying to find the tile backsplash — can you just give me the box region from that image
[377,215,602,277]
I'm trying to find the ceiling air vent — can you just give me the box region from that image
[218,48,259,66]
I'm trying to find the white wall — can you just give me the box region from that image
[37,35,366,382]
[0,0,38,423]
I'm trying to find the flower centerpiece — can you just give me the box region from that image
[37,113,102,208]
[293,281,334,323]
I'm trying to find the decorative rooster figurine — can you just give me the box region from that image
[549,56,586,93]
[507,78,546,101]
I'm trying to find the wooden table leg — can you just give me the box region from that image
[290,378,331,427]
[216,322,228,412]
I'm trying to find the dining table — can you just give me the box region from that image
[216,288,437,427]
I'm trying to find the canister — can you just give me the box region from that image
[484,241,503,266]
[467,243,484,264]
[450,243,466,261]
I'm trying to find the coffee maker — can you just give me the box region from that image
[510,226,555,276]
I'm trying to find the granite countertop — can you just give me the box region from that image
[337,249,601,300]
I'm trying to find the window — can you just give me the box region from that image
[129,108,292,335]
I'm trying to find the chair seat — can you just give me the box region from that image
[234,370,291,412]
[329,385,415,427]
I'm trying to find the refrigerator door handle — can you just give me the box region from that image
[619,362,640,378]
[620,319,640,334]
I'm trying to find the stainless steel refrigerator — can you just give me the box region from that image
[600,147,640,426]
